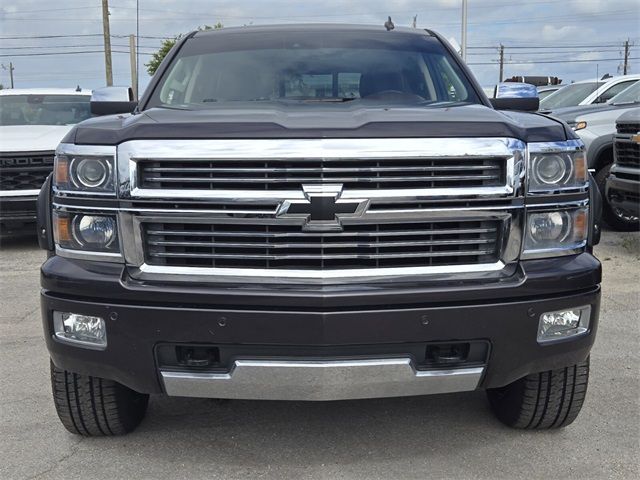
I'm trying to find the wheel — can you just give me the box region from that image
[50,361,149,436]
[595,164,640,231]
[486,357,589,429]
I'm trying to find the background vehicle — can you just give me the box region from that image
[540,75,640,111]
[557,82,640,229]
[605,109,640,230]
[37,25,601,436]
[0,89,91,233]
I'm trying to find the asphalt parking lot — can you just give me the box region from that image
[0,229,638,480]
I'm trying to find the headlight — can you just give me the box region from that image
[53,211,120,255]
[522,207,588,258]
[54,144,116,195]
[528,142,587,194]
[573,121,587,131]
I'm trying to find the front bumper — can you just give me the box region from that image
[606,166,640,216]
[41,253,601,399]
[0,191,38,224]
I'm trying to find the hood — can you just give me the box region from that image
[544,103,619,123]
[0,124,75,153]
[616,108,640,124]
[66,102,570,145]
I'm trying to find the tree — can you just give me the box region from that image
[145,23,222,76]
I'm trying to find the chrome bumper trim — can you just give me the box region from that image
[139,261,506,283]
[160,358,484,401]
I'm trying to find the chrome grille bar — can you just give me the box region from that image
[142,174,502,184]
[143,164,501,173]
[147,238,496,248]
[146,226,497,238]
[119,138,524,199]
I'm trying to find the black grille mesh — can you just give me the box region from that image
[0,153,54,191]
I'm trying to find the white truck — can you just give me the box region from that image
[0,88,91,233]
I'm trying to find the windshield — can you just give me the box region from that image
[609,81,640,105]
[537,88,560,100]
[539,82,601,109]
[0,94,91,126]
[147,31,481,108]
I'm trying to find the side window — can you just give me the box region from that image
[596,81,636,103]
[159,57,195,104]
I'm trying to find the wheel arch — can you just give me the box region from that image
[587,135,614,171]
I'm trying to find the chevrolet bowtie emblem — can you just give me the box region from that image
[276,184,369,232]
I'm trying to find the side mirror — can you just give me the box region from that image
[90,86,138,115]
[490,82,540,111]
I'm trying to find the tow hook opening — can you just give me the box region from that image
[175,346,220,368]
[425,343,471,366]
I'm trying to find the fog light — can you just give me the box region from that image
[537,306,590,343]
[53,312,107,349]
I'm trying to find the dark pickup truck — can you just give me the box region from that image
[37,25,601,436]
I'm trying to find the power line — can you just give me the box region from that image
[469,49,626,56]
[469,44,625,49]
[0,34,103,40]
[0,50,152,58]
[2,5,632,24]
[1,6,100,15]
[0,44,156,50]
[468,57,639,65]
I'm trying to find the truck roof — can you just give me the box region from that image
[193,23,433,37]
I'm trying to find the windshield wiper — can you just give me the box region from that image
[303,97,357,103]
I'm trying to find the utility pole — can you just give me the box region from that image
[129,34,138,100]
[623,39,630,75]
[1,62,15,88]
[412,15,417,28]
[461,0,468,61]
[499,44,504,83]
[101,0,113,86]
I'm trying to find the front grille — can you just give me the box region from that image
[0,152,54,191]
[615,139,640,168]
[617,122,640,135]
[143,220,502,270]
[138,157,507,191]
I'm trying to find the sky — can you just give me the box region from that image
[0,0,639,93]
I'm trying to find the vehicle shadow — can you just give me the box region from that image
[119,391,517,469]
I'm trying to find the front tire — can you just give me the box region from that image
[50,361,149,436]
[486,357,589,429]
